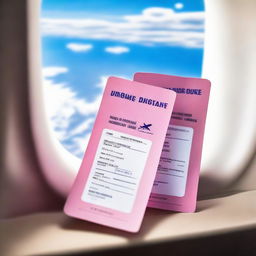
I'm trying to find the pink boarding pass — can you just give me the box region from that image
[134,73,211,213]
[64,77,176,232]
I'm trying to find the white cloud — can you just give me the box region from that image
[124,7,175,23]
[43,67,68,77]
[66,43,93,52]
[105,46,130,54]
[43,69,109,158]
[41,7,205,48]
[72,134,91,157]
[96,75,109,90]
[69,117,95,136]
[175,3,184,10]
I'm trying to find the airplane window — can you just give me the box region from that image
[41,0,205,159]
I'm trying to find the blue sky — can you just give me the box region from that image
[41,0,205,158]
[42,0,204,17]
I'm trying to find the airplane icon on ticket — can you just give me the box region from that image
[138,123,152,131]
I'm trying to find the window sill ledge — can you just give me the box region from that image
[1,190,256,256]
